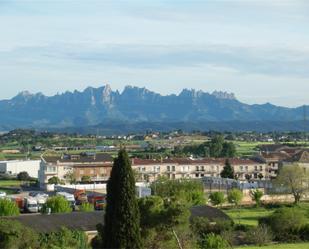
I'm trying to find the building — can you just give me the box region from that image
[39,153,113,189]
[281,150,309,172]
[253,152,291,179]
[0,160,41,178]
[131,158,267,182]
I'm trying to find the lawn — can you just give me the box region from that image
[224,202,309,226]
[0,180,22,187]
[224,207,274,226]
[235,243,309,249]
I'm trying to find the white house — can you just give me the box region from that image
[0,160,41,178]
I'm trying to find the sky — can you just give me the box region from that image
[0,0,309,107]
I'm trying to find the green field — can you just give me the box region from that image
[236,243,309,249]
[224,202,309,226]
[0,180,22,187]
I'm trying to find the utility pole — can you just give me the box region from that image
[304,105,307,146]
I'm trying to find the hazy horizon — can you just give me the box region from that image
[1,0,309,107]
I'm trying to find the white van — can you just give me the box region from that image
[24,197,39,213]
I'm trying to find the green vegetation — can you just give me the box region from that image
[0,198,20,216]
[209,192,225,207]
[227,189,243,207]
[151,178,205,206]
[102,149,142,249]
[220,159,234,179]
[235,243,309,249]
[79,202,94,212]
[276,164,309,204]
[250,189,264,207]
[43,196,72,213]
[0,180,22,187]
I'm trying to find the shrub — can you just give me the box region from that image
[299,224,309,241]
[227,189,243,206]
[250,189,263,207]
[43,196,72,214]
[0,220,39,249]
[0,198,19,217]
[191,217,233,237]
[47,176,61,185]
[245,224,273,246]
[209,192,225,207]
[39,227,89,249]
[199,233,230,249]
[79,202,94,212]
[259,207,305,241]
[17,171,30,181]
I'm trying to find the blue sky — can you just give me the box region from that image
[0,0,308,107]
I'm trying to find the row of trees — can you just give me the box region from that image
[173,135,236,158]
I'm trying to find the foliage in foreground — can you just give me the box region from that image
[0,198,19,216]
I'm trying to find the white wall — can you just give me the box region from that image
[0,160,41,178]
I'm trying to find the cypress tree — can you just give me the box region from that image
[220,159,234,179]
[102,149,142,249]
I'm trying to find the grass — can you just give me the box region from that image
[224,202,309,226]
[235,243,309,249]
[0,180,22,187]
[224,207,274,226]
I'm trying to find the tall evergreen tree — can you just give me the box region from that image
[102,149,142,249]
[220,159,234,179]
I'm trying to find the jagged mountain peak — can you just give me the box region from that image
[211,91,236,100]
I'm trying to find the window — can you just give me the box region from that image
[240,166,243,171]
[172,166,176,172]
[195,173,199,178]
[201,166,205,171]
[260,166,263,171]
[167,166,171,171]
[255,166,258,171]
[196,166,199,171]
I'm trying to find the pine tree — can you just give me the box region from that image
[220,159,234,179]
[102,149,142,249]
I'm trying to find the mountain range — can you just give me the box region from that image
[0,85,307,134]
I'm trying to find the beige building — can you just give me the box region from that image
[39,153,113,189]
[131,158,267,182]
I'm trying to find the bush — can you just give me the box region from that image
[250,189,263,207]
[0,220,39,249]
[17,171,30,181]
[299,224,309,241]
[227,189,243,206]
[191,217,233,237]
[79,202,94,212]
[209,192,225,207]
[0,198,19,217]
[259,207,305,241]
[245,224,273,246]
[199,233,230,249]
[47,176,61,185]
[43,196,72,214]
[39,227,89,249]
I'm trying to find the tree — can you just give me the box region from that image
[0,199,20,217]
[276,164,309,204]
[17,171,30,181]
[151,178,205,207]
[0,220,39,249]
[227,189,243,207]
[209,136,224,158]
[221,142,236,158]
[102,149,142,249]
[220,159,234,179]
[44,196,72,213]
[209,192,225,207]
[48,176,61,185]
[258,173,264,180]
[250,189,264,207]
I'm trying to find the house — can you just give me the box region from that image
[0,160,41,178]
[39,153,113,189]
[253,152,291,179]
[281,150,309,173]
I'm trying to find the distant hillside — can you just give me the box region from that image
[0,84,307,133]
